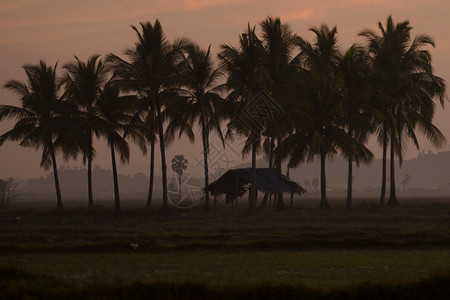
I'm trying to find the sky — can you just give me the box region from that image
[1,0,449,180]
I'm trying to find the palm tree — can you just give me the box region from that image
[59,55,109,207]
[108,19,190,211]
[96,79,136,215]
[218,24,268,213]
[338,45,374,208]
[289,25,342,210]
[259,17,299,211]
[175,44,225,211]
[0,61,66,208]
[360,16,446,206]
[285,25,372,210]
[171,154,188,202]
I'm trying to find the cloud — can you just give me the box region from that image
[179,0,258,11]
[0,0,264,44]
[0,0,260,29]
[281,9,316,22]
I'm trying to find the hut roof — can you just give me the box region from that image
[205,168,307,197]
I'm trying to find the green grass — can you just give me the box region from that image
[0,198,449,298]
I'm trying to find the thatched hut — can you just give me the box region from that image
[204,168,307,210]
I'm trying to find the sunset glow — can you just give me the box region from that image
[1,0,449,179]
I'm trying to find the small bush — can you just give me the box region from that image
[0,177,17,209]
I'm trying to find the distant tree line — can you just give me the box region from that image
[0,15,446,214]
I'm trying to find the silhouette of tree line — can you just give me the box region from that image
[0,15,446,214]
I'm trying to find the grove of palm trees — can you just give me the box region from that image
[0,15,446,213]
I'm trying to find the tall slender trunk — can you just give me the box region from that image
[88,158,93,208]
[274,154,286,211]
[155,94,169,211]
[346,127,353,209]
[258,138,274,210]
[146,141,155,208]
[202,121,210,211]
[387,130,399,206]
[178,173,182,203]
[346,159,353,209]
[275,157,285,211]
[380,125,387,205]
[248,141,257,213]
[49,143,62,208]
[319,148,329,210]
[110,141,120,215]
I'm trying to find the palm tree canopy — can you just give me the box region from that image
[0,61,71,169]
[95,80,138,164]
[165,44,225,145]
[360,15,446,164]
[58,55,110,164]
[171,155,188,176]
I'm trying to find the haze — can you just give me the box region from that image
[1,0,449,180]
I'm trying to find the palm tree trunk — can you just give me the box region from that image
[248,141,257,213]
[346,159,353,209]
[380,125,387,205]
[146,141,155,208]
[202,121,210,211]
[258,137,274,210]
[319,148,329,210]
[387,131,399,206]
[275,156,285,211]
[88,158,93,208]
[110,141,120,215]
[155,95,169,211]
[178,173,182,203]
[49,143,63,208]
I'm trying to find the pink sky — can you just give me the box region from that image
[1,0,449,179]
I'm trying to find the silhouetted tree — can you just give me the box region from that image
[259,17,299,211]
[1,61,68,208]
[401,174,411,192]
[285,25,371,210]
[339,45,374,209]
[108,19,190,211]
[219,24,268,213]
[59,55,109,207]
[0,177,17,209]
[171,155,188,202]
[360,16,446,206]
[96,79,136,215]
[174,43,225,211]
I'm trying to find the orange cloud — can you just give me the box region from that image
[180,0,258,11]
[281,9,316,22]
[0,0,260,29]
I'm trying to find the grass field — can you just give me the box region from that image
[0,196,449,298]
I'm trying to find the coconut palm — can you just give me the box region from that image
[0,61,68,208]
[285,25,372,210]
[96,79,136,215]
[108,20,190,211]
[171,154,188,202]
[142,109,156,208]
[218,24,269,212]
[258,17,299,210]
[59,55,109,207]
[173,44,225,211]
[338,45,374,208]
[360,15,446,206]
[289,25,342,210]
